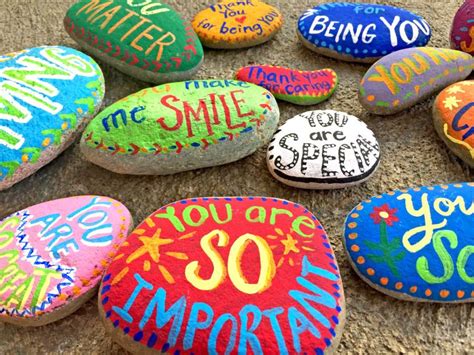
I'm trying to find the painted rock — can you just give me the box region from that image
[235,65,338,106]
[0,46,104,191]
[433,81,474,166]
[451,0,474,55]
[267,110,380,190]
[99,197,345,353]
[192,0,283,49]
[359,47,474,115]
[0,196,132,326]
[344,183,474,303]
[81,80,279,175]
[297,2,431,63]
[64,0,204,83]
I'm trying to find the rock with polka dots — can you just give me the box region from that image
[267,110,380,190]
[359,47,474,115]
[99,197,346,353]
[0,196,132,326]
[344,183,474,303]
[297,2,431,63]
[450,0,474,55]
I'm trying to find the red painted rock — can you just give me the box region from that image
[236,65,338,105]
[451,0,474,55]
[99,197,345,354]
[0,196,132,326]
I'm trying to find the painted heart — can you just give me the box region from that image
[235,16,247,23]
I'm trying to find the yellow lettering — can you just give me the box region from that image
[90,5,122,29]
[145,31,176,62]
[368,65,399,95]
[120,14,151,41]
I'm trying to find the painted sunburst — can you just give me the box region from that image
[266,228,315,268]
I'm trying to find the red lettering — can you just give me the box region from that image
[156,95,183,131]
[183,99,212,137]
[230,90,254,118]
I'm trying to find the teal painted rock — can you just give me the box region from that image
[0,46,104,191]
[64,0,204,83]
[344,183,474,302]
[80,80,280,175]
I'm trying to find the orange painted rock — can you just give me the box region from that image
[433,80,474,166]
[192,0,283,49]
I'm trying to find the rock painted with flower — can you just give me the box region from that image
[433,81,474,167]
[99,197,345,353]
[235,65,338,105]
[192,0,283,49]
[359,47,474,115]
[0,196,132,326]
[65,0,204,83]
[267,110,380,190]
[80,80,279,175]
[0,46,104,191]
[450,0,474,55]
[344,183,474,302]
[297,2,431,63]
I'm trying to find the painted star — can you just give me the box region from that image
[443,96,462,110]
[447,85,465,94]
[281,234,300,255]
[126,228,173,264]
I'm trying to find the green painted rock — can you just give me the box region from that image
[64,0,204,83]
[80,80,280,174]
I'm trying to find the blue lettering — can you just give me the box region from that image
[208,313,238,355]
[183,302,214,350]
[288,306,321,352]
[262,307,288,354]
[112,273,153,323]
[238,304,262,354]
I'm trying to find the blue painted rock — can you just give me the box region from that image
[297,2,431,63]
[267,110,380,189]
[0,196,132,326]
[344,183,474,302]
[80,80,279,175]
[0,46,104,191]
[65,0,204,83]
[359,47,474,115]
[99,197,345,353]
[450,0,474,55]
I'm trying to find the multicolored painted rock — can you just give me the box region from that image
[359,47,474,115]
[344,183,474,303]
[0,46,104,191]
[297,2,431,63]
[267,110,380,190]
[433,81,474,166]
[99,197,345,353]
[235,65,338,105]
[0,196,132,326]
[451,0,474,55]
[192,0,283,49]
[81,80,279,175]
[64,0,204,83]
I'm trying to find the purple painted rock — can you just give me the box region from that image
[0,196,132,326]
[359,47,474,115]
[451,0,474,55]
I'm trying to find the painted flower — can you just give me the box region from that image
[370,204,399,226]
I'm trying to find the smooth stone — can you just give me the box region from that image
[192,0,283,49]
[235,65,338,105]
[98,196,345,353]
[80,80,279,175]
[450,0,474,55]
[267,110,380,190]
[65,0,204,83]
[0,46,104,191]
[433,80,474,166]
[297,2,431,63]
[359,47,474,115]
[0,196,132,326]
[344,183,474,303]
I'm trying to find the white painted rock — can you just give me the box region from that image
[267,110,380,189]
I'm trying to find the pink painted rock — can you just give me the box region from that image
[0,196,132,326]
[235,65,338,105]
[451,0,474,55]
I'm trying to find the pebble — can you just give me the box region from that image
[359,47,474,115]
[451,0,474,55]
[267,110,380,189]
[235,65,338,105]
[80,80,279,175]
[192,0,283,49]
[344,183,474,302]
[297,2,431,63]
[433,80,474,166]
[64,0,204,83]
[0,196,132,326]
[98,196,345,353]
[0,46,104,191]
